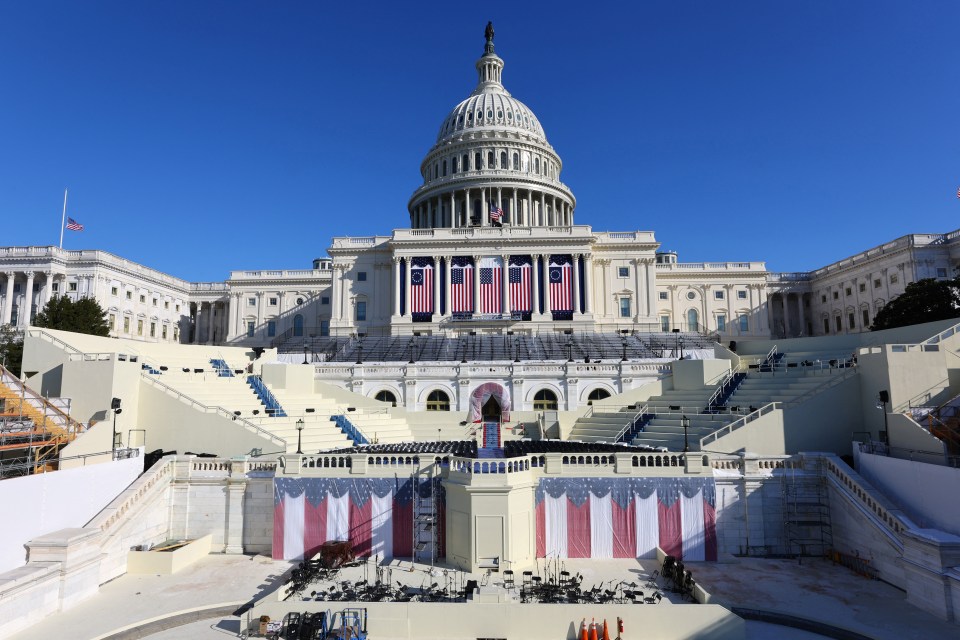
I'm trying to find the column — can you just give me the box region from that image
[798,294,807,336]
[480,189,487,227]
[21,272,35,327]
[545,255,553,314]
[633,259,644,322]
[600,260,610,317]
[645,259,655,318]
[473,255,481,313]
[528,191,534,226]
[540,193,546,227]
[225,294,235,341]
[782,295,791,337]
[496,187,502,224]
[338,265,347,321]
[512,188,518,226]
[393,258,402,317]
[583,254,593,313]
[572,254,581,316]
[444,257,452,318]
[464,189,470,226]
[3,273,15,325]
[449,192,455,228]
[193,304,201,344]
[235,293,244,340]
[42,271,53,307]
[404,258,412,318]
[501,254,510,315]
[208,301,216,344]
[531,254,541,317]
[433,257,441,317]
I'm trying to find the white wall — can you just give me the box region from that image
[857,452,960,535]
[0,455,142,573]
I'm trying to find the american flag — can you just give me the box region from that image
[549,255,573,312]
[478,257,502,313]
[509,256,532,312]
[489,203,503,222]
[410,257,434,313]
[450,257,473,313]
[65,217,84,231]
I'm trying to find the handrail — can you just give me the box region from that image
[704,369,735,409]
[139,374,287,448]
[613,405,648,443]
[0,364,85,437]
[25,328,83,354]
[764,344,778,364]
[781,366,859,407]
[700,402,781,448]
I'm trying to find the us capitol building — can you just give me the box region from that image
[1,27,958,349]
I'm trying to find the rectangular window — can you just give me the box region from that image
[660,316,670,332]
[658,291,668,300]
[619,298,631,318]
[162,325,168,339]
[714,290,724,300]
[937,267,948,278]
[738,314,748,332]
[126,291,132,300]
[123,317,130,333]
[137,319,143,335]
[321,296,330,305]
[617,267,629,278]
[247,321,255,338]
[847,312,855,330]
[175,304,181,312]
[357,272,367,282]
[874,278,881,288]
[68,282,78,292]
[173,327,179,341]
[150,322,156,337]
[845,287,852,296]
[139,295,146,303]
[737,290,747,300]
[821,294,826,303]
[267,321,276,337]
[320,320,330,336]
[835,315,842,331]
[862,309,870,327]
[248,297,256,306]
[152,298,157,306]
[109,314,116,330]
[832,291,839,300]
[164,301,169,309]
[858,283,866,293]
[824,318,830,334]
[717,314,726,332]
[269,297,278,306]
[111,286,118,296]
[890,273,898,284]
[356,301,367,321]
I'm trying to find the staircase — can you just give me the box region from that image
[210,358,234,377]
[247,376,287,417]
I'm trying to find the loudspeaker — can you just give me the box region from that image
[111,397,121,410]
[878,390,889,403]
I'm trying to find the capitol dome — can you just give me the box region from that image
[408,23,576,230]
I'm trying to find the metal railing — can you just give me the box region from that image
[613,405,649,443]
[700,402,781,448]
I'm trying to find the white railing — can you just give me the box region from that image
[25,328,83,355]
[139,374,287,448]
[613,405,649,443]
[700,402,781,448]
[704,369,736,409]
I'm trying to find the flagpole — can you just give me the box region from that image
[59,188,68,249]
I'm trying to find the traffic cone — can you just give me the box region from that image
[579,618,588,640]
[602,619,611,640]
[589,618,598,640]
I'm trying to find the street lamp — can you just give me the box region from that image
[681,414,690,453]
[567,338,574,363]
[296,418,304,454]
[111,397,122,458]
[877,390,889,445]
[302,345,309,365]
[678,337,685,360]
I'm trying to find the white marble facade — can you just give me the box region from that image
[1,29,958,346]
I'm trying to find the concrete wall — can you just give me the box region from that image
[0,454,142,574]
[672,358,730,390]
[887,413,946,465]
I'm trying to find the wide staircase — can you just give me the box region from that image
[329,409,415,445]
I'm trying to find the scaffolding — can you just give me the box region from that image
[412,461,439,567]
[782,457,832,558]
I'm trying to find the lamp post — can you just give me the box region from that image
[303,345,309,365]
[296,418,304,454]
[681,414,690,453]
[111,398,122,459]
[678,337,685,360]
[877,390,889,445]
[567,338,574,363]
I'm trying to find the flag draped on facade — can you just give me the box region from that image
[450,256,474,313]
[549,255,573,312]
[535,477,717,561]
[478,256,503,314]
[508,255,532,312]
[410,257,434,314]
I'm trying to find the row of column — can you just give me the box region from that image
[393,254,594,318]
[193,300,228,345]
[2,271,56,327]
[411,187,573,229]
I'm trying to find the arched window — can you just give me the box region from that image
[500,151,507,168]
[375,390,397,407]
[512,153,519,170]
[533,389,558,411]
[442,160,447,177]
[463,154,469,171]
[434,163,439,179]
[426,390,450,411]
[475,152,482,170]
[488,151,494,168]
[687,308,699,332]
[587,388,611,405]
[293,314,304,337]
[534,157,540,174]
[452,157,458,173]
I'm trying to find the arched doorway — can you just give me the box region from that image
[482,396,501,422]
[481,396,501,448]
[293,314,304,337]
[686,308,699,332]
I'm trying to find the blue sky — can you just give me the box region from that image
[1,1,958,282]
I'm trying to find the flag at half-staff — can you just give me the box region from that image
[489,202,503,226]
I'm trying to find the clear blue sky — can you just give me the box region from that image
[2,1,958,282]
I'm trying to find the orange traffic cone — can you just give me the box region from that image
[579,619,588,640]
[602,619,611,640]
[589,618,598,640]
